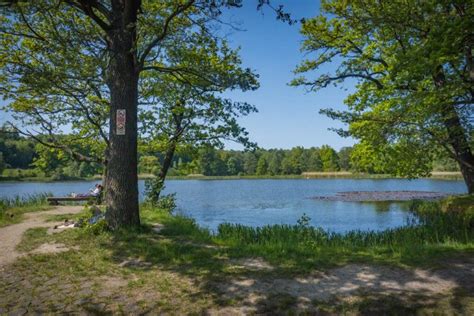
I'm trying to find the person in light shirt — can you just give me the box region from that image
[72,184,103,198]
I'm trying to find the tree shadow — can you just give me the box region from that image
[97,221,474,314]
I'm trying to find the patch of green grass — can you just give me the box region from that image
[16,227,50,252]
[0,193,52,227]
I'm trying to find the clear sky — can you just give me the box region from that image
[0,1,356,151]
[220,0,356,150]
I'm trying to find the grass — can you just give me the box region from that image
[16,227,50,252]
[11,195,474,273]
[0,193,52,227]
[5,195,474,313]
[211,197,474,270]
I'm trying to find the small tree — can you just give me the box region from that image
[140,31,258,203]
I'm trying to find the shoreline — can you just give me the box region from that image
[0,172,463,182]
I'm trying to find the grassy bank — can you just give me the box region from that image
[3,195,473,314]
[0,193,51,227]
[32,194,470,274]
[6,194,474,270]
[139,196,474,271]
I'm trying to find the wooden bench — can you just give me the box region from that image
[47,196,100,205]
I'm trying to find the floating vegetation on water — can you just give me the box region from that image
[312,191,451,202]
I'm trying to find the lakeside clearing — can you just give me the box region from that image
[0,194,473,314]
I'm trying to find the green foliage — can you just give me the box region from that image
[0,127,36,169]
[155,193,177,214]
[72,205,109,235]
[226,156,241,175]
[83,218,108,236]
[296,213,311,228]
[144,177,165,206]
[293,0,474,183]
[0,140,462,179]
[2,168,40,179]
[338,147,353,171]
[139,155,160,174]
[198,146,227,176]
[243,152,258,175]
[307,149,323,171]
[320,145,340,171]
[256,155,268,175]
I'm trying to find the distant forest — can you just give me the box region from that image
[0,128,459,180]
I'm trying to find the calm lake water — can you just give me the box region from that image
[0,179,466,233]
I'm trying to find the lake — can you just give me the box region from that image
[0,179,466,233]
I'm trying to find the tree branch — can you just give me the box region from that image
[138,0,195,70]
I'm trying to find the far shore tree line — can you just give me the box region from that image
[0,1,472,228]
[1,127,460,180]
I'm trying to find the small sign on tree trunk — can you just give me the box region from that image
[116,109,126,135]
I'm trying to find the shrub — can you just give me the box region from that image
[156,193,177,213]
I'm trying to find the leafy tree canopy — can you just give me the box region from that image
[292,0,474,192]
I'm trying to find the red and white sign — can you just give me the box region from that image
[116,109,126,135]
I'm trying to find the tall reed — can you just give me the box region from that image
[216,204,474,249]
[0,193,50,212]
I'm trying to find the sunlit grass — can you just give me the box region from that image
[0,193,51,226]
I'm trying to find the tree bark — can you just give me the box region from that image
[101,160,107,193]
[155,139,178,197]
[441,104,474,194]
[434,68,474,194]
[105,1,141,228]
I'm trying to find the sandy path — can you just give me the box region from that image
[0,206,83,268]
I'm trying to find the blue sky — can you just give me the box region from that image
[0,1,356,150]
[220,0,355,150]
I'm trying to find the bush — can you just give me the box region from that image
[144,177,163,205]
[75,205,108,235]
[2,168,38,178]
[156,193,177,213]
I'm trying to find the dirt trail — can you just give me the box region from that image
[0,206,83,269]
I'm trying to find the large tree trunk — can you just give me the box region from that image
[434,68,474,194]
[441,104,474,194]
[105,2,140,228]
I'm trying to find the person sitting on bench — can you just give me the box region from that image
[72,184,103,198]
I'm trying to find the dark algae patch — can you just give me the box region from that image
[313,190,451,202]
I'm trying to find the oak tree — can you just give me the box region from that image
[293,0,474,192]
